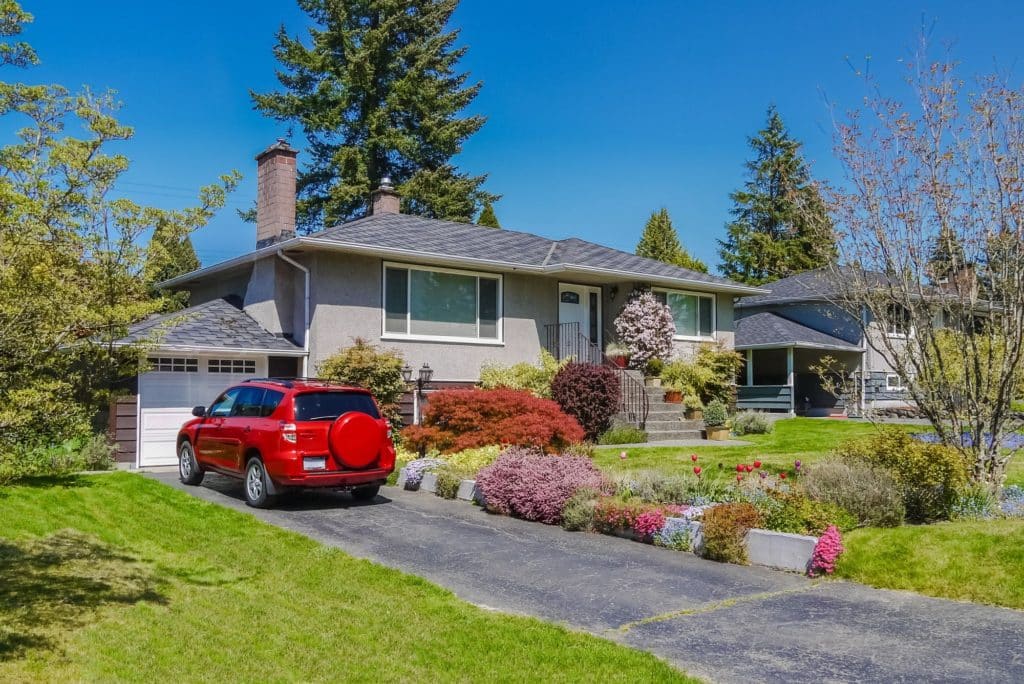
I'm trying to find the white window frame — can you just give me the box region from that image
[885,305,912,338]
[208,358,257,375]
[653,288,717,342]
[381,261,504,345]
[885,373,907,391]
[146,357,198,373]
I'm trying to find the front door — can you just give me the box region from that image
[558,284,601,361]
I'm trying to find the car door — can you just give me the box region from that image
[219,386,268,472]
[195,387,241,467]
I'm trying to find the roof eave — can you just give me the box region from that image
[551,264,767,295]
[156,237,305,289]
[734,341,863,352]
[112,341,307,356]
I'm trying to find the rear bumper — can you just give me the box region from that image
[270,467,391,489]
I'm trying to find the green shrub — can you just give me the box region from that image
[753,490,857,536]
[435,465,473,500]
[78,433,117,471]
[440,445,502,475]
[560,488,601,531]
[701,502,760,564]
[614,470,690,504]
[684,393,704,411]
[562,442,596,459]
[598,425,648,445]
[317,338,406,436]
[703,399,728,428]
[836,428,971,522]
[802,459,905,527]
[0,433,116,484]
[732,411,773,436]
[660,344,743,405]
[479,350,563,398]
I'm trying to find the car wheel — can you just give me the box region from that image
[244,458,276,508]
[178,441,204,486]
[351,485,380,502]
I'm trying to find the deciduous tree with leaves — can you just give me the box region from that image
[0,3,238,460]
[253,0,498,230]
[636,208,707,273]
[719,106,835,285]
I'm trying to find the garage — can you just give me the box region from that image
[112,298,307,468]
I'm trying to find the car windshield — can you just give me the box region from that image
[293,391,380,421]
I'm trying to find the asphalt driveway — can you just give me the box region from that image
[149,471,1024,683]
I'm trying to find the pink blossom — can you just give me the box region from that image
[808,525,845,577]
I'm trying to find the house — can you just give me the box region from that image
[733,269,914,416]
[114,140,764,467]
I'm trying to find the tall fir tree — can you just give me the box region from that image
[718,106,835,285]
[636,208,708,273]
[927,224,968,283]
[144,222,202,311]
[253,0,497,230]
[476,200,501,228]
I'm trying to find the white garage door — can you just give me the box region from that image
[137,355,265,467]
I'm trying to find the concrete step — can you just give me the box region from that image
[644,429,704,441]
[645,419,704,431]
[646,409,688,421]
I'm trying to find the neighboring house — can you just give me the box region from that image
[116,140,763,467]
[733,269,914,416]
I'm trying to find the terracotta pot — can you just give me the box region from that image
[685,409,703,421]
[663,390,683,403]
[704,426,730,441]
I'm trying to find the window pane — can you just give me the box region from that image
[699,296,714,336]
[231,387,266,417]
[293,392,380,421]
[384,268,409,334]
[479,278,498,339]
[410,270,477,337]
[667,292,697,337]
[589,291,599,342]
[209,388,241,417]
[261,390,285,417]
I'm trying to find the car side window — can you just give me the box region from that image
[208,388,242,417]
[260,389,285,417]
[231,387,267,418]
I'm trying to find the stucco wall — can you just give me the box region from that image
[308,252,559,380]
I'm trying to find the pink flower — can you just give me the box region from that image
[693,466,702,476]
[691,453,698,462]
[808,525,845,576]
[753,460,762,469]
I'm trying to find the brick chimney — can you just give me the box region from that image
[370,177,401,215]
[255,139,298,247]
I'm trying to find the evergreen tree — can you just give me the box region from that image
[144,222,202,311]
[253,0,497,230]
[927,224,968,283]
[718,106,835,285]
[476,200,501,228]
[636,208,708,273]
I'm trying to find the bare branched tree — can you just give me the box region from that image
[823,41,1024,491]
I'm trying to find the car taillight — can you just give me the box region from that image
[280,422,297,444]
[379,443,396,470]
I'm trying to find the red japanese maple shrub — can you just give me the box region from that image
[475,446,612,524]
[551,363,621,441]
[401,388,585,454]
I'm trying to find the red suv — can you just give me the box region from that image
[176,379,396,508]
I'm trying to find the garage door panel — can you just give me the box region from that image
[139,408,191,467]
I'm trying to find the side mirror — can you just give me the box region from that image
[192,406,206,417]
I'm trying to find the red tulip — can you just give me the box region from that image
[753,460,762,469]
[736,475,743,483]
[691,453,698,462]
[693,466,702,475]
[736,464,745,473]
[745,464,754,473]
[779,472,788,480]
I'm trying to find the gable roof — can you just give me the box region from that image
[160,213,765,295]
[116,298,305,355]
[735,311,863,352]
[735,267,897,308]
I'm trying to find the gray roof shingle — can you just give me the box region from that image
[735,311,863,351]
[313,213,755,292]
[117,298,304,353]
[736,268,895,308]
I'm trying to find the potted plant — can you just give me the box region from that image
[604,341,630,368]
[663,383,683,403]
[702,399,730,441]
[684,393,704,420]
[645,358,664,387]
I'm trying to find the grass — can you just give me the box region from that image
[0,473,693,683]
[593,417,889,476]
[836,519,1024,609]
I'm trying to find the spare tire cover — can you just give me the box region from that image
[328,412,384,469]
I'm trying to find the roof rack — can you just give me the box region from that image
[242,377,346,389]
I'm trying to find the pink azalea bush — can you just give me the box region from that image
[613,290,675,370]
[593,498,684,536]
[475,447,611,524]
[632,509,668,538]
[808,525,845,576]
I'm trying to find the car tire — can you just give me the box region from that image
[351,485,380,502]
[178,441,205,486]
[244,457,276,509]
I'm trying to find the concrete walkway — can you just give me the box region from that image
[149,472,1024,683]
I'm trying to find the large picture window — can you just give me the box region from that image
[653,289,715,339]
[383,263,502,342]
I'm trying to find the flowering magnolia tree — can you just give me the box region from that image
[821,40,1024,492]
[613,290,675,370]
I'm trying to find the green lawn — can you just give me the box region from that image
[837,519,1024,609]
[594,417,889,476]
[0,473,692,683]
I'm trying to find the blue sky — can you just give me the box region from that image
[21,1,1024,271]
